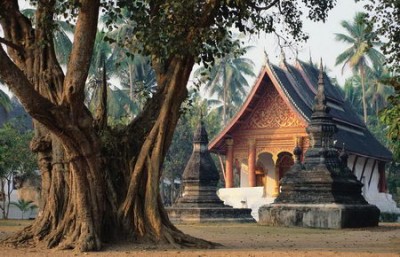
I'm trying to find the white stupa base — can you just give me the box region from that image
[217,187,275,221]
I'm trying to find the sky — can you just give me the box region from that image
[242,1,365,86]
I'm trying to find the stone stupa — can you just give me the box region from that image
[167,116,255,223]
[258,61,380,228]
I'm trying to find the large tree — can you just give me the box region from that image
[0,0,336,252]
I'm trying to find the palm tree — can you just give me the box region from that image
[343,76,363,116]
[194,46,255,125]
[105,11,157,114]
[366,65,394,116]
[10,199,37,219]
[86,31,116,110]
[117,54,157,113]
[335,12,385,123]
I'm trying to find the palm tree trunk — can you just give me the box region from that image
[360,65,368,123]
[223,83,227,126]
[1,179,6,219]
[128,63,134,101]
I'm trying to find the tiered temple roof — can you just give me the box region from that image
[209,59,392,161]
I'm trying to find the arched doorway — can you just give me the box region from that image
[256,152,274,188]
[276,152,294,182]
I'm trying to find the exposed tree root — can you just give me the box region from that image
[162,226,220,249]
[2,225,35,247]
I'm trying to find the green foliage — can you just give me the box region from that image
[362,0,400,75]
[365,64,394,115]
[0,89,12,113]
[380,94,400,160]
[363,3,400,203]
[194,44,255,125]
[335,12,385,123]
[102,1,336,67]
[0,122,37,178]
[101,8,158,114]
[0,122,37,219]
[343,76,363,115]
[343,66,394,119]
[10,199,37,219]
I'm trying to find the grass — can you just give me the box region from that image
[0,219,33,227]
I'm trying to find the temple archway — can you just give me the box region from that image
[256,152,275,196]
[276,152,294,182]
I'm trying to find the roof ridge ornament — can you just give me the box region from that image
[279,49,286,68]
[312,59,328,115]
[263,49,269,64]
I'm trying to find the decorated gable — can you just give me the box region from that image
[243,82,304,130]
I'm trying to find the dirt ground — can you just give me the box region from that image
[0,220,399,257]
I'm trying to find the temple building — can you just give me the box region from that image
[209,58,399,220]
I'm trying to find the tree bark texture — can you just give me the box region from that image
[0,0,215,251]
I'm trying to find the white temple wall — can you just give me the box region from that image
[352,156,366,184]
[219,154,400,221]
[348,154,400,214]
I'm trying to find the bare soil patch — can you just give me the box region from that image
[0,220,399,257]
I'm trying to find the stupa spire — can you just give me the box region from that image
[193,112,208,144]
[304,58,338,165]
[312,59,328,115]
[168,115,255,223]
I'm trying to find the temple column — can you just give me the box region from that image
[225,138,234,188]
[248,139,257,187]
[272,154,279,197]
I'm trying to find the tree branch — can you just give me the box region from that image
[63,0,100,109]
[0,45,63,134]
[0,37,24,54]
[252,0,280,11]
[95,62,108,129]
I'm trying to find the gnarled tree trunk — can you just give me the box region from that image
[0,0,215,251]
